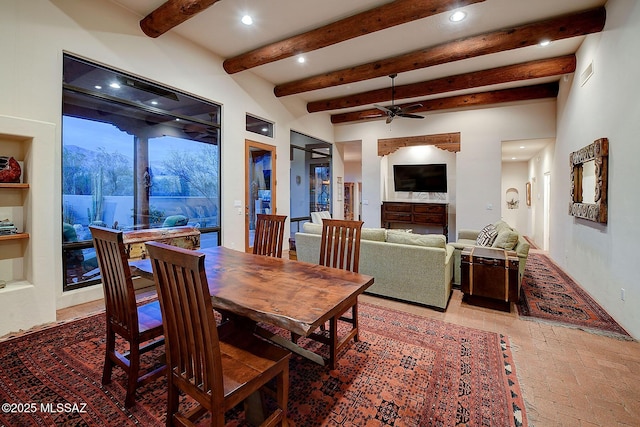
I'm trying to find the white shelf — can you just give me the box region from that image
[0,280,34,294]
[0,115,57,337]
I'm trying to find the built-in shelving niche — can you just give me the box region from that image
[0,115,57,336]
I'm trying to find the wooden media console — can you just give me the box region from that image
[381,201,448,236]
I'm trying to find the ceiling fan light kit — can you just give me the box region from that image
[374,74,425,123]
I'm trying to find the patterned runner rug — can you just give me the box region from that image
[0,302,526,426]
[517,252,630,339]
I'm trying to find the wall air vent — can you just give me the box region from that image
[580,61,594,87]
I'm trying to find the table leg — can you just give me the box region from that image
[257,300,362,370]
[257,327,326,366]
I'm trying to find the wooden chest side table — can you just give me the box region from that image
[123,225,200,261]
[460,246,519,311]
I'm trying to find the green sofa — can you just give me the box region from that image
[449,220,531,288]
[295,223,454,310]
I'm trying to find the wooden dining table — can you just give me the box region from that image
[130,246,374,369]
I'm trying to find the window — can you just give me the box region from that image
[246,114,274,138]
[62,54,221,290]
[289,131,332,235]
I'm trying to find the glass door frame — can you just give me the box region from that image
[245,139,277,253]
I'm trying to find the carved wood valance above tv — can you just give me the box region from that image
[378,132,460,156]
[569,137,608,224]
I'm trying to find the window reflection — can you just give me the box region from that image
[62,55,221,290]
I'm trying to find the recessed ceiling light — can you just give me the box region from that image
[151,101,158,105]
[511,157,517,160]
[520,146,525,149]
[297,56,306,64]
[241,15,253,25]
[109,82,121,89]
[539,40,551,47]
[449,11,467,22]
[94,85,102,90]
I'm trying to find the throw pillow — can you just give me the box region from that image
[310,211,332,224]
[385,229,413,239]
[360,228,386,242]
[302,222,323,234]
[492,230,519,250]
[493,220,513,234]
[476,224,498,246]
[386,232,446,248]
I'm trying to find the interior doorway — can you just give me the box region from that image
[245,140,276,253]
[289,131,332,237]
[341,141,363,221]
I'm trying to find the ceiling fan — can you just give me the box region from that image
[183,113,218,141]
[374,74,424,124]
[184,123,218,141]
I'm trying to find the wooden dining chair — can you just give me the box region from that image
[89,226,165,408]
[319,219,364,273]
[310,219,364,367]
[253,214,287,258]
[145,241,291,427]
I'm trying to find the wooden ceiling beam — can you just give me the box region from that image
[330,82,559,124]
[140,0,223,38]
[309,55,575,112]
[222,0,486,74]
[275,7,605,97]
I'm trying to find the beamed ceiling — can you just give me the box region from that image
[111,0,607,124]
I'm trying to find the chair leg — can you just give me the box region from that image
[102,329,115,385]
[166,378,180,427]
[278,367,289,427]
[352,304,359,342]
[124,344,141,408]
[329,317,338,370]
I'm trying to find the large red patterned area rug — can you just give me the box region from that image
[517,252,630,339]
[0,303,526,426]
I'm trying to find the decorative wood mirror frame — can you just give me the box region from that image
[569,137,608,223]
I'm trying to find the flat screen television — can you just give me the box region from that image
[393,164,447,192]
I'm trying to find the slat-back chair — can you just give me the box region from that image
[319,219,364,273]
[89,225,165,408]
[308,219,364,368]
[145,241,291,427]
[253,214,287,258]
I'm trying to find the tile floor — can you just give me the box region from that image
[56,253,640,427]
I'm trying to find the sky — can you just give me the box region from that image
[62,116,207,164]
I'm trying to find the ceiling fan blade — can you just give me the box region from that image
[398,113,424,119]
[400,103,423,114]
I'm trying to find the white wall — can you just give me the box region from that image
[344,161,362,183]
[553,0,640,338]
[334,100,557,240]
[385,146,456,238]
[289,148,309,220]
[0,0,332,323]
[344,160,362,220]
[501,161,529,234]
[386,146,456,203]
[528,142,555,248]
